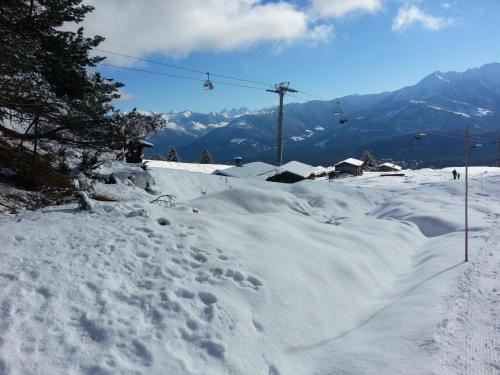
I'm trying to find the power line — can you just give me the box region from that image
[94,48,273,87]
[94,48,334,100]
[295,90,329,101]
[98,63,269,92]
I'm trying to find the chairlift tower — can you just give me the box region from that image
[267,82,297,166]
[493,140,500,167]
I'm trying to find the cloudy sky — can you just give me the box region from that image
[83,0,500,113]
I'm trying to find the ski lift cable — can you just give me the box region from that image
[394,117,483,142]
[295,90,329,101]
[94,48,273,87]
[288,93,314,102]
[98,63,269,92]
[3,20,329,101]
[94,48,332,100]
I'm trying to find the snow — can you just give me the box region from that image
[229,138,248,145]
[277,160,317,178]
[139,140,154,148]
[165,122,185,132]
[191,121,207,130]
[212,161,277,179]
[436,73,451,82]
[208,121,229,128]
[1,165,499,374]
[427,105,472,118]
[290,130,314,142]
[379,162,402,171]
[314,139,329,149]
[144,160,232,175]
[335,157,364,167]
[475,107,493,116]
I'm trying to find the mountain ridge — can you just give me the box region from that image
[146,63,500,166]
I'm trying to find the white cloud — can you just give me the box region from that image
[310,0,383,18]
[392,5,452,32]
[115,91,136,102]
[82,0,332,62]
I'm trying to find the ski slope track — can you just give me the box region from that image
[0,166,499,374]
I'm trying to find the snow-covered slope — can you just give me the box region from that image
[172,63,500,165]
[0,166,499,374]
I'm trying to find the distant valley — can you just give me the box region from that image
[146,63,500,167]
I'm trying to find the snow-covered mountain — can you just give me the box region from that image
[146,108,253,156]
[147,63,500,165]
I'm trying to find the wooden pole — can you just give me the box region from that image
[464,125,469,262]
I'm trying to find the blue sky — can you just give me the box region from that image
[84,0,500,113]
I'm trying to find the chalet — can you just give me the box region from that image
[212,161,277,180]
[267,161,319,183]
[126,140,154,163]
[378,162,402,172]
[334,158,364,176]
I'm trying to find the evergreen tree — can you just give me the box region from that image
[199,149,213,164]
[166,147,180,162]
[0,0,122,151]
[362,151,377,170]
[107,108,164,161]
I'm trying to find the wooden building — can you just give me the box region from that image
[334,158,364,176]
[267,161,318,183]
[378,162,402,172]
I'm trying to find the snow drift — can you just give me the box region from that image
[0,166,499,374]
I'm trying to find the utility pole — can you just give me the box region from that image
[267,82,297,166]
[492,140,500,167]
[464,125,469,262]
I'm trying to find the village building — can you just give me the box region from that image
[378,162,402,172]
[126,140,154,163]
[334,158,364,176]
[267,161,321,183]
[212,161,277,180]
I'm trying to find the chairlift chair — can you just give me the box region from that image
[203,72,214,90]
[333,101,342,116]
[339,117,349,125]
[333,101,348,125]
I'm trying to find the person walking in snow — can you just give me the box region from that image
[457,172,460,179]
[452,169,457,180]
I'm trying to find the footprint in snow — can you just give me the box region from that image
[157,218,170,226]
[36,287,52,299]
[191,253,208,263]
[176,289,195,299]
[252,319,264,332]
[198,292,217,305]
[79,313,108,343]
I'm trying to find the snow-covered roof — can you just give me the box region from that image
[139,140,154,148]
[276,161,317,178]
[379,162,402,171]
[144,160,231,174]
[334,158,364,167]
[213,161,277,179]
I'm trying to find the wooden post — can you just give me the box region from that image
[464,125,469,262]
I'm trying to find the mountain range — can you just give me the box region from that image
[146,63,500,167]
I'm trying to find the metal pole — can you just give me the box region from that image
[267,83,297,166]
[277,92,284,166]
[465,125,469,262]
